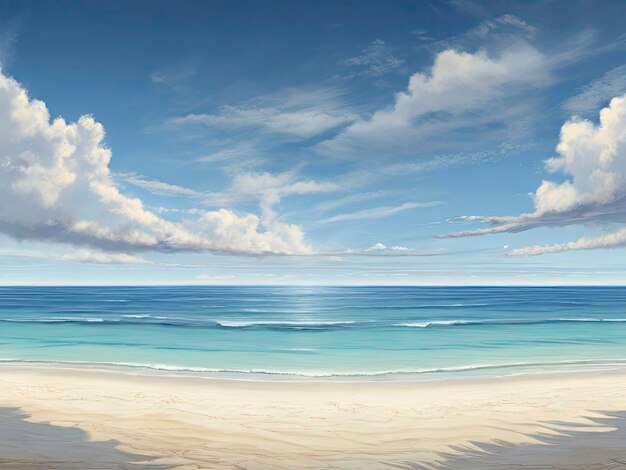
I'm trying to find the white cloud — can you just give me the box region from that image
[467,14,537,39]
[0,17,20,65]
[563,65,626,114]
[519,94,626,216]
[0,248,149,264]
[339,144,527,190]
[317,44,550,157]
[117,172,204,198]
[342,39,404,77]
[149,61,198,93]
[409,29,435,41]
[320,201,439,223]
[0,68,313,256]
[138,168,339,225]
[337,242,440,257]
[447,93,626,255]
[195,144,259,165]
[365,242,414,252]
[230,170,338,220]
[365,242,387,251]
[508,228,626,256]
[168,88,355,140]
[447,0,489,17]
[58,250,149,264]
[172,107,351,139]
[196,273,236,281]
[312,190,391,213]
[153,206,203,215]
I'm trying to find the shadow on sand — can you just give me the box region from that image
[405,411,626,470]
[0,407,168,469]
[4,406,626,469]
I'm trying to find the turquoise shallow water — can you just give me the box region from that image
[1,286,626,380]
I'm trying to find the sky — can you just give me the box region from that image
[0,0,625,285]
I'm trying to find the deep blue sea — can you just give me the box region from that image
[1,286,626,380]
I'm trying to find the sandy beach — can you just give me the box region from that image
[1,366,626,469]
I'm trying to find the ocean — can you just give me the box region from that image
[1,286,626,381]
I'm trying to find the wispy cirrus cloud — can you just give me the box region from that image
[0,16,21,65]
[336,144,529,190]
[170,106,352,139]
[167,87,356,140]
[422,12,539,55]
[337,242,442,257]
[149,58,202,94]
[467,14,537,39]
[0,248,150,265]
[312,190,393,213]
[229,170,339,220]
[409,29,435,42]
[507,229,626,257]
[563,64,626,115]
[117,172,205,198]
[341,39,404,78]
[119,168,339,226]
[320,201,439,224]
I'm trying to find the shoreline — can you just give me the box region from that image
[6,360,626,387]
[1,366,626,468]
[2,358,626,383]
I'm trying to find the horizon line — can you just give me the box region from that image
[0,283,625,288]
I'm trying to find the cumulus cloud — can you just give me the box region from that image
[317,44,550,157]
[446,94,626,255]
[0,69,313,256]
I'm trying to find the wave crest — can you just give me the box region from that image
[1,358,626,379]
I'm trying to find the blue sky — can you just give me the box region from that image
[0,0,625,285]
